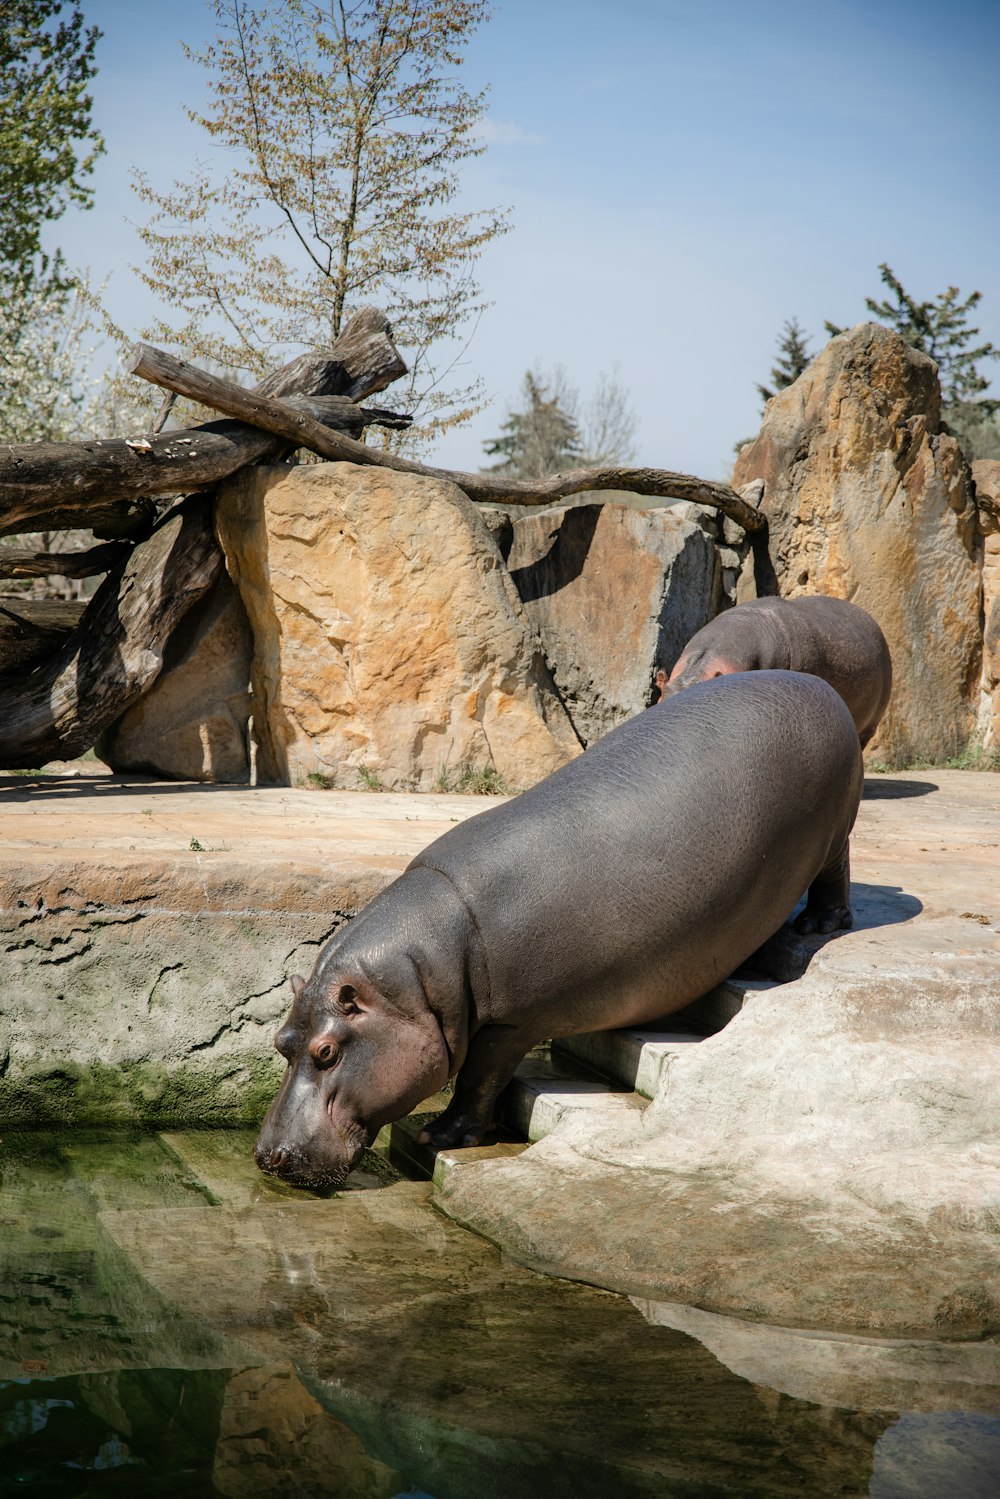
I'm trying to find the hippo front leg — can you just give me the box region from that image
[793,840,853,935]
[418,1023,535,1149]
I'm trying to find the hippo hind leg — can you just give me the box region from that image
[793,840,853,936]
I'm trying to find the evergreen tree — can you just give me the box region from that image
[826,263,999,447]
[483,370,582,479]
[757,318,812,407]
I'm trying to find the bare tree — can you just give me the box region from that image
[130,0,508,450]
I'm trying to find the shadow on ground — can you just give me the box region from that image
[747,882,923,982]
[863,777,938,799]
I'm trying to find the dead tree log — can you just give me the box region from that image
[127,344,766,534]
[0,598,85,674]
[0,499,222,768]
[0,396,409,538]
[0,541,130,579]
[254,306,407,400]
[0,307,409,537]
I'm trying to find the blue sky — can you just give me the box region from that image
[59,0,1000,477]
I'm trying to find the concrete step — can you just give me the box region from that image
[554,974,780,1097]
[553,1027,702,1100]
[388,973,778,1183]
[498,1053,646,1141]
[388,1051,645,1187]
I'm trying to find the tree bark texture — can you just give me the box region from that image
[127,343,766,534]
[0,597,84,674]
[0,499,222,768]
[0,541,130,579]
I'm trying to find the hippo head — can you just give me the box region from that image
[254,964,451,1192]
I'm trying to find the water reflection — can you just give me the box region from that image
[1,1128,998,1498]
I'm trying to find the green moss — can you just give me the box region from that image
[0,1055,284,1128]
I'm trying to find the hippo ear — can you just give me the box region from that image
[291,974,306,998]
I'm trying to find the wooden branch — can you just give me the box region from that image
[0,395,407,538]
[254,307,407,401]
[0,499,222,768]
[0,541,129,579]
[0,597,84,674]
[128,345,766,532]
[0,306,409,537]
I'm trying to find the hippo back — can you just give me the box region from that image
[412,670,863,1038]
[671,595,891,746]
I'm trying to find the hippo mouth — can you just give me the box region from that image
[254,1107,369,1192]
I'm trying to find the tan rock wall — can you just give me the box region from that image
[499,502,723,745]
[215,463,580,789]
[733,323,982,767]
[972,460,1000,751]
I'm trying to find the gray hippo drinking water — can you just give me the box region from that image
[656,595,892,746]
[255,670,863,1191]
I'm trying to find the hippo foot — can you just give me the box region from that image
[793,904,853,936]
[417,1111,492,1150]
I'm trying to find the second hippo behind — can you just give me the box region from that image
[657,595,892,747]
[255,670,863,1192]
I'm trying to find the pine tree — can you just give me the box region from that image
[825,263,999,430]
[757,318,812,408]
[483,371,582,479]
[131,0,508,450]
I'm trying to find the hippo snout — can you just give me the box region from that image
[254,1118,367,1192]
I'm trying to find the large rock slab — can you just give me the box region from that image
[493,502,723,744]
[733,323,982,767]
[437,771,1000,1339]
[96,572,253,783]
[215,463,580,789]
[973,460,1000,752]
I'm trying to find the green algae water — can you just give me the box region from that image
[2,1129,999,1499]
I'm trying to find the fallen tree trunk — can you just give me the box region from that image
[0,396,409,538]
[0,541,129,579]
[127,343,766,533]
[254,306,407,401]
[0,306,410,537]
[0,597,85,674]
[0,499,222,768]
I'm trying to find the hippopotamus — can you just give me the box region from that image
[255,670,863,1191]
[655,595,892,747]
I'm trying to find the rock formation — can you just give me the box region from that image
[215,462,581,790]
[97,573,253,782]
[973,460,1000,752]
[491,501,723,745]
[734,323,982,767]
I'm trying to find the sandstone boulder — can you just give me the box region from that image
[972,460,1000,751]
[215,463,580,789]
[733,323,982,767]
[96,572,252,783]
[495,502,723,745]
